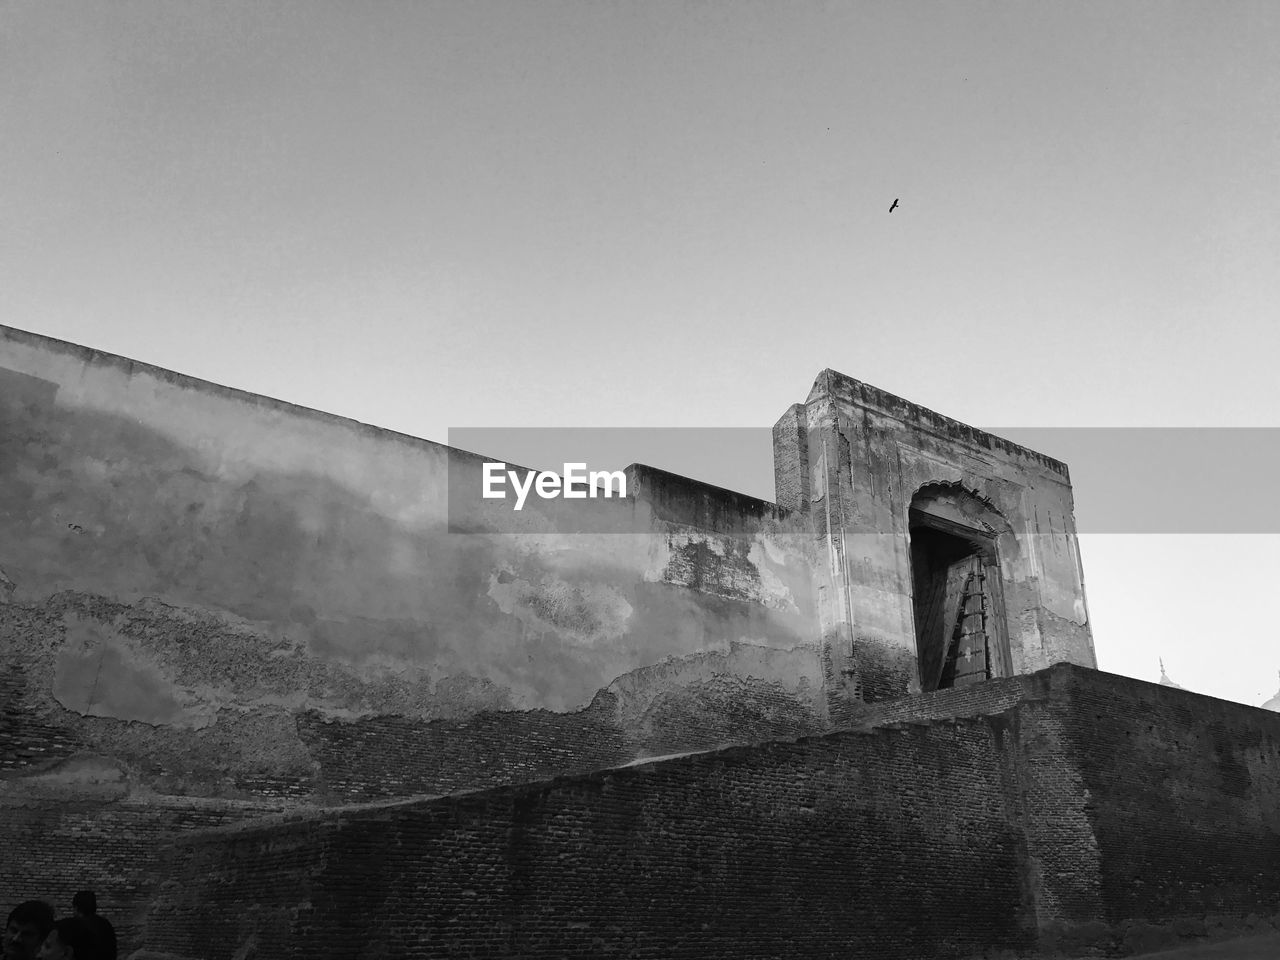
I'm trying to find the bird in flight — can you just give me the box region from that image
[889,198,899,213]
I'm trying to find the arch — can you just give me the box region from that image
[907,483,1013,691]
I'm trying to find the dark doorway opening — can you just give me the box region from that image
[909,512,1007,692]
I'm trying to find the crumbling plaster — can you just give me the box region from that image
[2,327,1095,803]
[1,325,821,799]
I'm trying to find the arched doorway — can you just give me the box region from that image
[908,485,1013,691]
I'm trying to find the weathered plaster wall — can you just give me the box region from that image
[0,324,821,810]
[774,370,1095,713]
[2,327,1118,955]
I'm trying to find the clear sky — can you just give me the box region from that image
[4,1,1278,705]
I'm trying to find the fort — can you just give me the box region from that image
[2,322,1278,959]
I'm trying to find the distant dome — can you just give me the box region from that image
[1262,672,1280,712]
[1158,659,1184,690]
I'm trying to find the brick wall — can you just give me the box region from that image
[0,796,284,957]
[0,604,84,774]
[133,665,1280,959]
[297,696,630,802]
[141,814,340,960]
[770,404,808,515]
[857,672,1038,726]
[1047,668,1280,953]
[142,716,1033,960]
[299,677,826,803]
[862,666,1280,953]
[13,664,1280,959]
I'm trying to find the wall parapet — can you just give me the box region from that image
[807,367,1071,477]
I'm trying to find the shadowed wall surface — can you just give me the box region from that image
[135,664,1280,960]
[142,709,1034,960]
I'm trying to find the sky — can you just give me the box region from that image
[3,1,1279,706]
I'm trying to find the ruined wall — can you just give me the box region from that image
[141,713,1033,960]
[0,325,821,804]
[134,665,1280,960]
[1045,668,1280,956]
[775,370,1095,714]
[2,326,1131,956]
[0,324,826,935]
[864,666,1280,954]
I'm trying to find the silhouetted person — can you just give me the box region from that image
[4,902,54,960]
[69,896,113,960]
[36,918,97,960]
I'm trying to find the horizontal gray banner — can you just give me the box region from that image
[446,427,1280,534]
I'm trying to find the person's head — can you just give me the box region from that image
[4,902,54,960]
[67,895,96,921]
[36,919,96,960]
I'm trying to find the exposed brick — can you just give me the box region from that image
[125,665,1280,959]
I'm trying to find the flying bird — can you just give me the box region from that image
[889,198,899,212]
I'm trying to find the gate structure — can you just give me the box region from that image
[773,370,1094,715]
